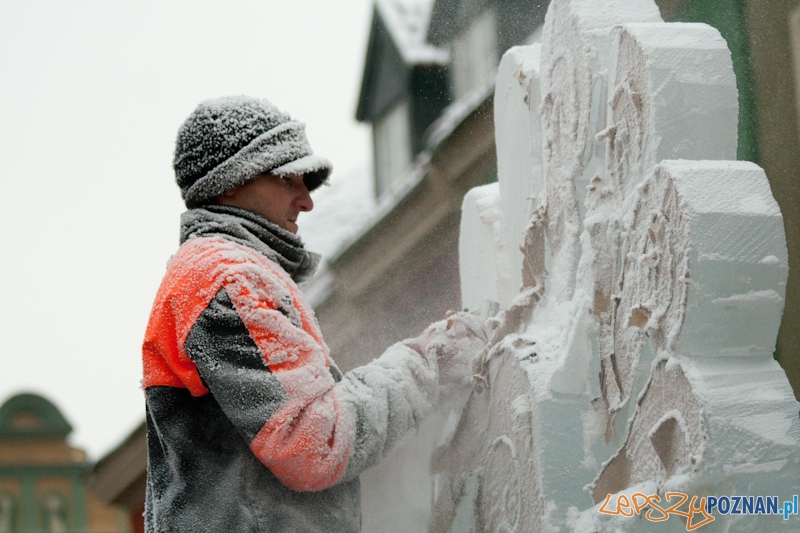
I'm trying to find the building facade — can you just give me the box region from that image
[0,394,128,533]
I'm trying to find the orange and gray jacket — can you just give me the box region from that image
[142,206,439,532]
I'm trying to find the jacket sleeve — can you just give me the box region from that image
[185,276,440,493]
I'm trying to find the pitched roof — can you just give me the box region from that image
[0,393,72,440]
[357,0,449,121]
[376,0,448,65]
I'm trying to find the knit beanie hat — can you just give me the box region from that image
[173,96,332,208]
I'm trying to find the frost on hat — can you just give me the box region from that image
[173,95,332,208]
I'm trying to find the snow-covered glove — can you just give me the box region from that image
[406,311,488,408]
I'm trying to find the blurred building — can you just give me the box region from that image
[0,393,129,533]
[86,425,145,533]
[315,0,546,374]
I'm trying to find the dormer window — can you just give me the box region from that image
[451,8,498,100]
[356,1,448,201]
[373,100,412,197]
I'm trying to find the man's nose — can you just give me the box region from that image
[295,186,314,212]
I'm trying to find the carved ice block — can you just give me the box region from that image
[429,353,542,533]
[459,183,514,311]
[589,358,800,532]
[606,161,784,416]
[540,0,662,300]
[495,44,544,295]
[591,159,799,529]
[597,22,740,416]
[540,0,662,186]
[658,160,788,356]
[604,23,738,198]
[613,159,786,388]
[436,0,800,530]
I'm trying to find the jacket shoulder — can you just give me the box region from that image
[169,236,275,284]
[142,237,284,393]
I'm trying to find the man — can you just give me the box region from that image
[142,96,486,532]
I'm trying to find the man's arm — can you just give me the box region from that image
[185,275,483,492]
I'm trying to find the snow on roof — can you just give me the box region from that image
[425,83,495,151]
[376,0,448,65]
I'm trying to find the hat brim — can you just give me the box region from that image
[271,155,332,192]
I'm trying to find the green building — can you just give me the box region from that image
[0,394,128,533]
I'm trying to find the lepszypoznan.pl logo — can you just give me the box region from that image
[598,492,799,531]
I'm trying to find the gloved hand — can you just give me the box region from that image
[406,311,488,407]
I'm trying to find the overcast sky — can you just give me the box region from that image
[0,0,375,459]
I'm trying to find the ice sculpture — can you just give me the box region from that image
[432,0,800,531]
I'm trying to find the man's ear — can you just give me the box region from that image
[220,188,237,198]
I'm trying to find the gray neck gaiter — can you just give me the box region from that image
[179,205,320,283]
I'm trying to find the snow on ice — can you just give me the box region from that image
[433,0,800,531]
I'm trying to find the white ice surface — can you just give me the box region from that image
[458,183,514,311]
[494,44,544,297]
[436,0,800,531]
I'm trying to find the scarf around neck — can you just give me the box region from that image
[179,205,320,283]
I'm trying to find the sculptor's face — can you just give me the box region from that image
[217,173,313,233]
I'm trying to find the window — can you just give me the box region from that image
[0,493,17,533]
[373,99,412,198]
[10,411,43,430]
[451,8,498,100]
[39,492,68,533]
